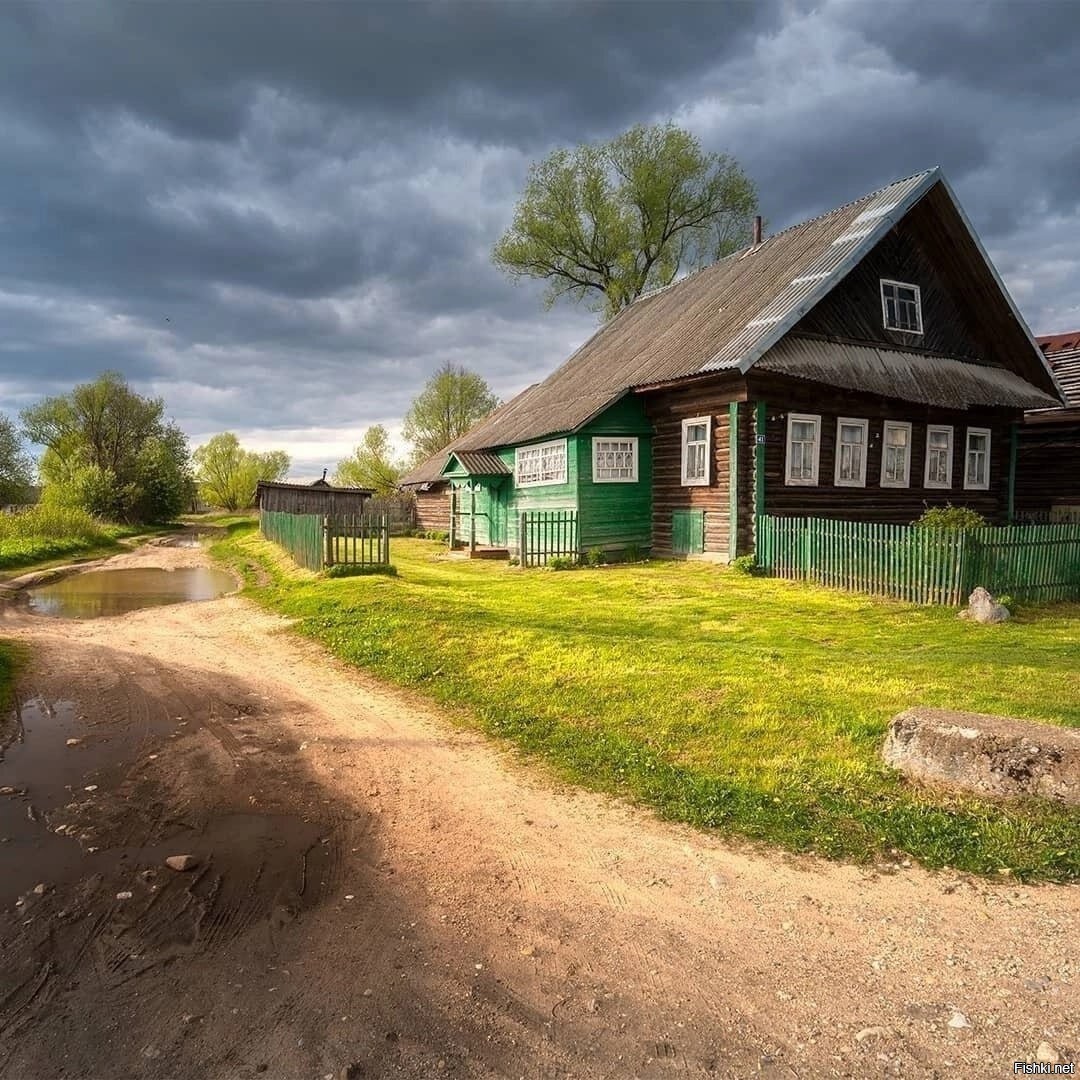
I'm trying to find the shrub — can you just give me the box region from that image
[0,505,105,543]
[914,504,987,531]
[547,556,575,571]
[729,554,762,575]
[622,543,645,564]
[508,556,520,567]
[324,563,399,579]
[584,546,606,567]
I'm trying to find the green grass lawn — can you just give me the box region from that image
[214,525,1080,881]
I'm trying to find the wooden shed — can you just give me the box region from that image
[255,480,373,515]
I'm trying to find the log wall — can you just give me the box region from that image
[747,373,1018,524]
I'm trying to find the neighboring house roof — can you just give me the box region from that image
[443,451,511,477]
[760,337,1060,411]
[441,167,1060,454]
[1036,332,1080,410]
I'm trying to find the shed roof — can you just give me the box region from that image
[1036,333,1080,410]
[444,168,1060,453]
[759,337,1061,411]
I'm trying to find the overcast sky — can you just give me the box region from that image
[3,1,1079,476]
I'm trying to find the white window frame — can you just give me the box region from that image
[514,438,567,487]
[924,424,954,490]
[592,436,639,483]
[833,417,869,487]
[880,279,923,335]
[880,420,913,488]
[785,413,821,486]
[680,417,711,487]
[963,427,991,491]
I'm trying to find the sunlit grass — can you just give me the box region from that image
[213,525,1080,880]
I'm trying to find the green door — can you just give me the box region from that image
[489,483,508,546]
[672,510,705,556]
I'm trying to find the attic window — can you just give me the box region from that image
[880,279,923,334]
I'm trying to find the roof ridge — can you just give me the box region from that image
[629,168,938,309]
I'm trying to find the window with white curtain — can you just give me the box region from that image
[964,427,991,490]
[785,413,821,485]
[880,421,912,487]
[924,425,954,489]
[834,418,868,487]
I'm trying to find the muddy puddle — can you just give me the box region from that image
[163,529,218,549]
[26,566,235,619]
[0,696,334,918]
[0,696,177,905]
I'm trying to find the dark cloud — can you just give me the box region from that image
[0,0,1078,475]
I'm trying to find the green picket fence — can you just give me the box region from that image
[260,510,391,571]
[260,509,324,570]
[519,509,578,567]
[755,515,1080,605]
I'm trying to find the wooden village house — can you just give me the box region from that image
[400,168,1063,561]
[1016,331,1080,520]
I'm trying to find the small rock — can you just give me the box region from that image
[781,921,794,932]
[520,945,536,958]
[1024,976,1052,993]
[116,891,133,900]
[585,996,599,1014]
[84,785,98,793]
[1036,1043,1060,1065]
[946,1010,971,1029]
[165,854,199,872]
[138,869,156,883]
[855,1027,888,1043]
[65,738,82,747]
[339,1064,363,1080]
[32,883,47,896]
[362,989,373,998]
[0,786,15,796]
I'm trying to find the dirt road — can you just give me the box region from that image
[0,539,1076,1079]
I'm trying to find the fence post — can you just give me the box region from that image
[323,515,333,568]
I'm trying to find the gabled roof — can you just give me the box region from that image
[1036,332,1080,410]
[446,168,1062,452]
[442,450,511,477]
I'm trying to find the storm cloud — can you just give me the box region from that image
[2,0,1078,473]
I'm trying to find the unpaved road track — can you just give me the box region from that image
[0,541,1076,1079]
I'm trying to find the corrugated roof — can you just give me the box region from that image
[759,336,1062,411]
[1036,333,1080,409]
[448,171,945,450]
[445,450,511,476]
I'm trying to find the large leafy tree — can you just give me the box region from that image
[493,123,758,319]
[334,425,402,495]
[21,371,192,522]
[403,362,499,463]
[0,415,34,505]
[192,432,290,510]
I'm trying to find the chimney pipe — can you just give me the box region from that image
[752,215,763,246]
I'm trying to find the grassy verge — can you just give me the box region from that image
[212,523,1080,881]
[0,506,178,577]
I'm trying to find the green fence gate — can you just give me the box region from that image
[519,509,578,567]
[260,510,391,571]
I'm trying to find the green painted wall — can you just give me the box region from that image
[500,440,579,551]
[451,395,655,556]
[577,394,653,554]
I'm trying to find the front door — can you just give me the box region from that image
[488,482,508,546]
